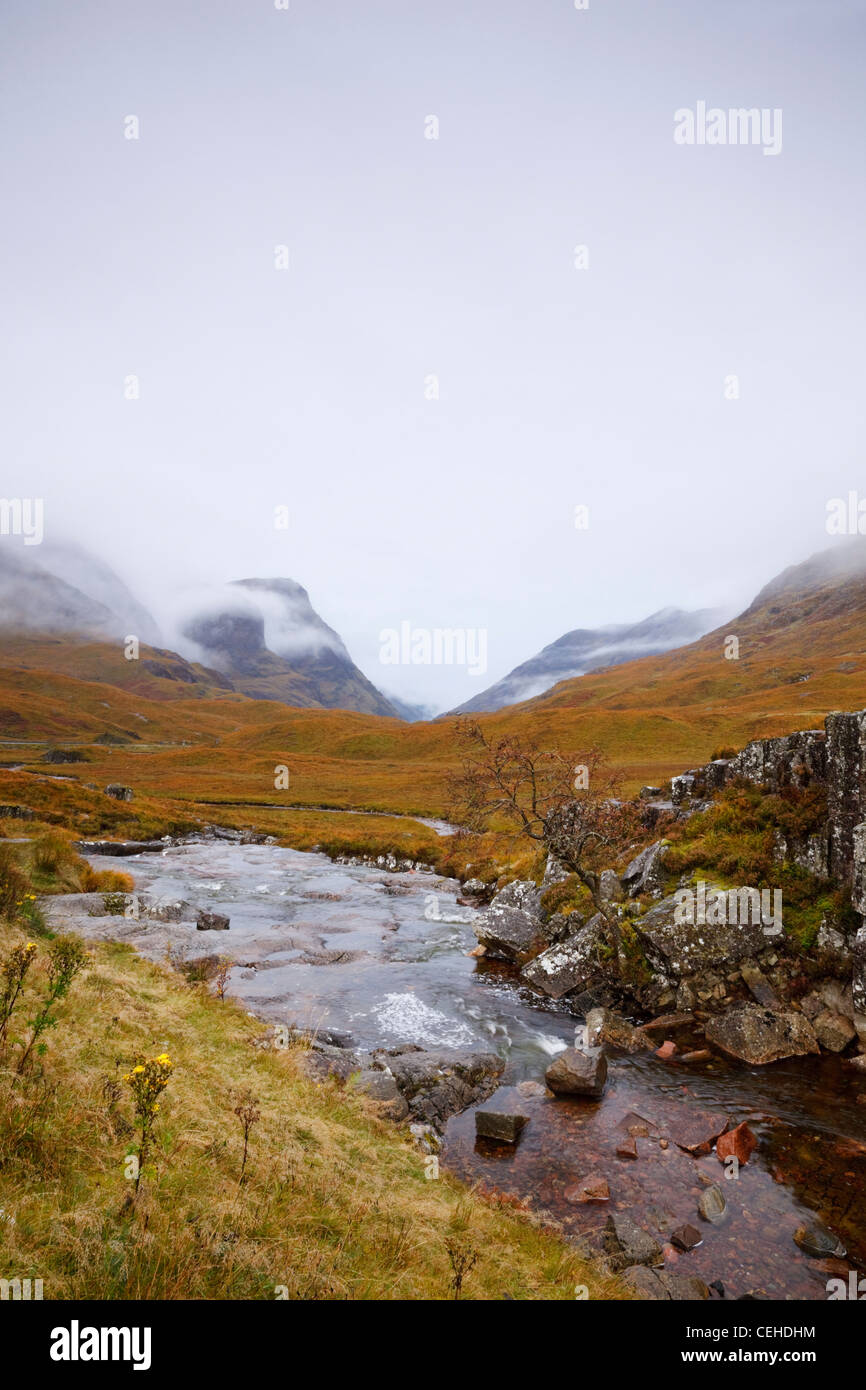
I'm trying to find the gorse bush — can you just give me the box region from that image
[123,1052,173,1197]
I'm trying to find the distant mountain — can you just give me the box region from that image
[449,606,726,714]
[742,535,866,615]
[0,543,161,644]
[180,578,400,718]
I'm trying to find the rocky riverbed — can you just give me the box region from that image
[41,833,866,1301]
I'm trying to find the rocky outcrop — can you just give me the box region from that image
[825,713,866,880]
[665,709,866,884]
[633,893,769,978]
[473,705,866,1063]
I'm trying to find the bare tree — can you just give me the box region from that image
[448,720,640,962]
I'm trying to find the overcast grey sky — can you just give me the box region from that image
[2,0,865,708]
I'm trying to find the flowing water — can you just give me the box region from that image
[85,839,866,1301]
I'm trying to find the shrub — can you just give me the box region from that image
[17,935,90,1073]
[123,1052,173,1197]
[0,845,30,920]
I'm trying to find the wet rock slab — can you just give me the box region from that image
[520,915,604,1000]
[473,880,549,964]
[371,1047,504,1130]
[475,1108,529,1144]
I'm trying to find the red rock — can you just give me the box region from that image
[656,1040,678,1060]
[671,1222,704,1251]
[563,1173,610,1204]
[616,1136,638,1160]
[716,1121,758,1166]
[671,1111,731,1156]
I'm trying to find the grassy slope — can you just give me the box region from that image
[0,910,622,1301]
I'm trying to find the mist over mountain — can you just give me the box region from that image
[0,543,160,644]
[449,606,728,715]
[742,534,866,615]
[178,579,399,717]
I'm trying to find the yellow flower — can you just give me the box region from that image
[132,1065,145,1074]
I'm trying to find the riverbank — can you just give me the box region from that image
[0,898,624,1301]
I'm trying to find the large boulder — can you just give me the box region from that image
[705,1003,820,1065]
[473,880,548,964]
[520,914,605,1000]
[370,1047,504,1130]
[633,892,768,979]
[545,1046,607,1097]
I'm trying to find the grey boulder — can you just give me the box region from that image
[545,1046,607,1098]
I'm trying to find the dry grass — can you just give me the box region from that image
[0,913,627,1301]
